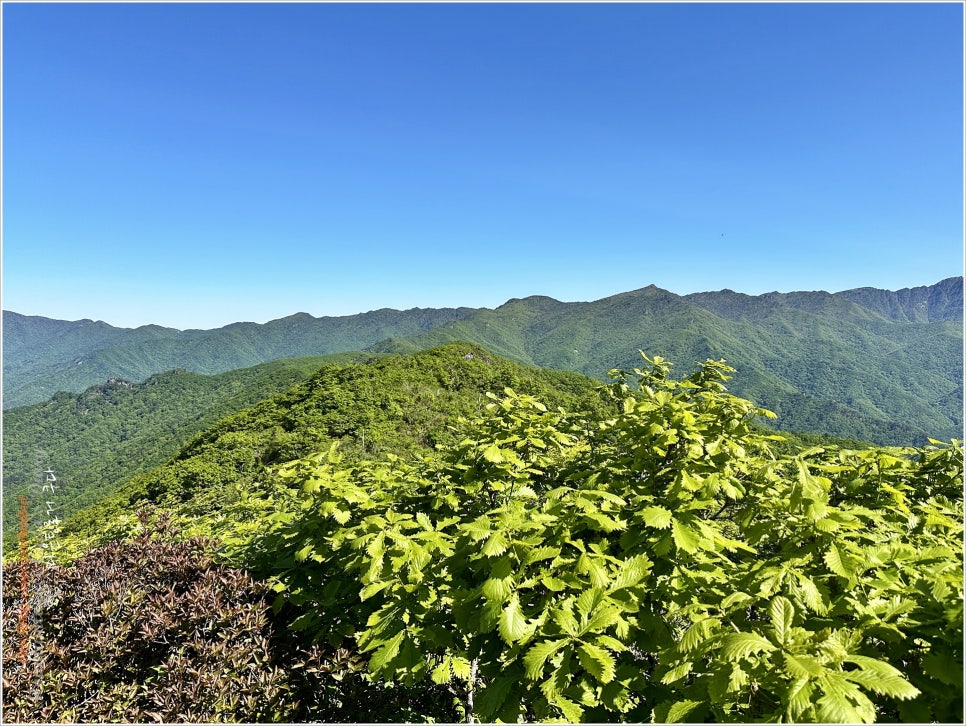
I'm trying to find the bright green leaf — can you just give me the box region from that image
[719,632,776,660]
[642,505,673,529]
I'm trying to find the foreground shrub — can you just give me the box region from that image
[252,354,963,723]
[2,512,458,723]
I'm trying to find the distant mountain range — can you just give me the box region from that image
[2,306,476,409]
[3,277,962,444]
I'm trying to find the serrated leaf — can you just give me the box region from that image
[360,580,391,601]
[332,508,351,525]
[786,677,815,720]
[365,532,386,558]
[594,634,627,653]
[451,657,472,680]
[719,632,775,660]
[728,662,748,691]
[540,670,563,702]
[294,544,314,562]
[524,545,561,565]
[844,655,921,700]
[584,603,622,634]
[671,518,702,554]
[368,629,405,673]
[824,542,855,579]
[431,659,451,685]
[720,591,753,610]
[553,605,580,637]
[642,505,673,529]
[815,516,840,533]
[817,673,875,724]
[653,532,674,556]
[481,575,513,604]
[523,638,568,680]
[482,530,509,557]
[555,695,584,723]
[666,699,704,723]
[575,587,605,619]
[844,669,919,702]
[462,515,492,539]
[783,653,825,679]
[577,553,610,589]
[612,553,652,590]
[578,641,616,684]
[794,574,828,615]
[499,594,531,644]
[931,577,952,602]
[769,596,795,644]
[584,510,626,532]
[661,661,693,684]
[680,618,718,653]
[541,575,568,592]
[483,443,505,463]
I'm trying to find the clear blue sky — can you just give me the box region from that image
[3,2,963,330]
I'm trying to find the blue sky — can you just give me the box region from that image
[3,2,963,330]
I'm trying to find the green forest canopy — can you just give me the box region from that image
[6,347,960,723]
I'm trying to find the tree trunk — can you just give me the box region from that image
[465,657,479,723]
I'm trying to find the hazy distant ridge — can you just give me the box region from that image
[2,306,477,409]
[835,276,963,322]
[3,278,961,444]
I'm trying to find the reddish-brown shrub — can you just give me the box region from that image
[2,511,458,723]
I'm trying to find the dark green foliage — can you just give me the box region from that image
[2,356,362,554]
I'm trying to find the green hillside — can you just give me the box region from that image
[43,343,883,562]
[7,344,959,724]
[1,353,373,551]
[4,278,961,444]
[835,276,963,322]
[53,343,613,551]
[2,307,477,409]
[380,285,961,444]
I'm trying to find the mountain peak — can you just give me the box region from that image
[836,277,962,322]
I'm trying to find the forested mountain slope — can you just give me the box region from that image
[4,278,961,443]
[388,282,962,444]
[54,343,611,550]
[1,354,372,551]
[2,306,477,409]
[7,343,959,724]
[835,276,963,322]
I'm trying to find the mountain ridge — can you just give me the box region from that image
[3,278,961,444]
[8,277,960,335]
[2,306,478,408]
